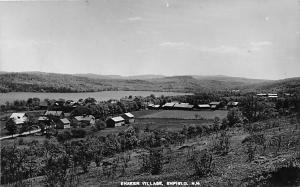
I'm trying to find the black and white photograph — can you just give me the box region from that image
[0,0,300,186]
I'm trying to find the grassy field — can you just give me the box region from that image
[139,110,228,120]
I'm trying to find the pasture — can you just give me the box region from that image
[138,110,228,120]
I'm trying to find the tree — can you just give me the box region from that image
[227,108,243,127]
[1,145,28,185]
[6,118,17,135]
[188,149,213,177]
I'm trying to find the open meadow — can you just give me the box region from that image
[139,110,228,120]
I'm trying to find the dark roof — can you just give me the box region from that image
[45,111,63,116]
[60,118,70,124]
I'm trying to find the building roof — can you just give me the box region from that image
[38,116,49,121]
[228,102,239,106]
[110,116,125,122]
[257,93,267,96]
[268,95,278,98]
[10,113,26,119]
[64,113,71,117]
[163,102,177,107]
[123,112,134,118]
[9,113,27,124]
[60,118,70,124]
[39,101,48,107]
[268,93,278,96]
[153,105,160,108]
[210,102,221,105]
[74,115,95,122]
[45,111,63,117]
[198,104,211,108]
[174,103,194,108]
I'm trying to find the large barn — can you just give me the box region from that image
[173,103,194,110]
[106,116,125,127]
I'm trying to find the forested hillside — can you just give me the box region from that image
[0,72,299,93]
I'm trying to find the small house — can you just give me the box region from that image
[9,113,29,125]
[209,102,221,110]
[74,115,96,126]
[106,116,125,127]
[38,116,51,127]
[197,104,211,110]
[121,112,135,124]
[56,118,71,129]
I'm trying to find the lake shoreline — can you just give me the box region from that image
[0,91,193,105]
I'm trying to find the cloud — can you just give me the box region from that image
[1,39,56,49]
[196,45,245,54]
[127,17,143,22]
[158,41,272,55]
[249,41,272,51]
[159,42,190,48]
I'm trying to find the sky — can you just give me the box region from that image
[0,0,299,80]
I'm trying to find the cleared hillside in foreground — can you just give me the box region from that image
[0,72,299,93]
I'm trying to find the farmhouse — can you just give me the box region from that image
[197,104,211,110]
[121,112,135,124]
[56,118,71,129]
[162,102,177,110]
[45,110,64,118]
[74,115,96,126]
[106,116,125,127]
[9,113,29,125]
[173,103,194,110]
[209,102,221,110]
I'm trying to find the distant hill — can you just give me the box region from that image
[242,77,300,93]
[0,72,298,93]
[74,73,165,80]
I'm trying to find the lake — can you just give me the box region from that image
[0,91,193,105]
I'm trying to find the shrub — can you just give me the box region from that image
[245,142,256,162]
[18,138,25,145]
[139,148,163,175]
[44,154,70,187]
[95,120,106,131]
[227,108,244,127]
[71,129,86,138]
[213,131,230,156]
[56,131,72,142]
[149,148,163,175]
[189,149,213,177]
